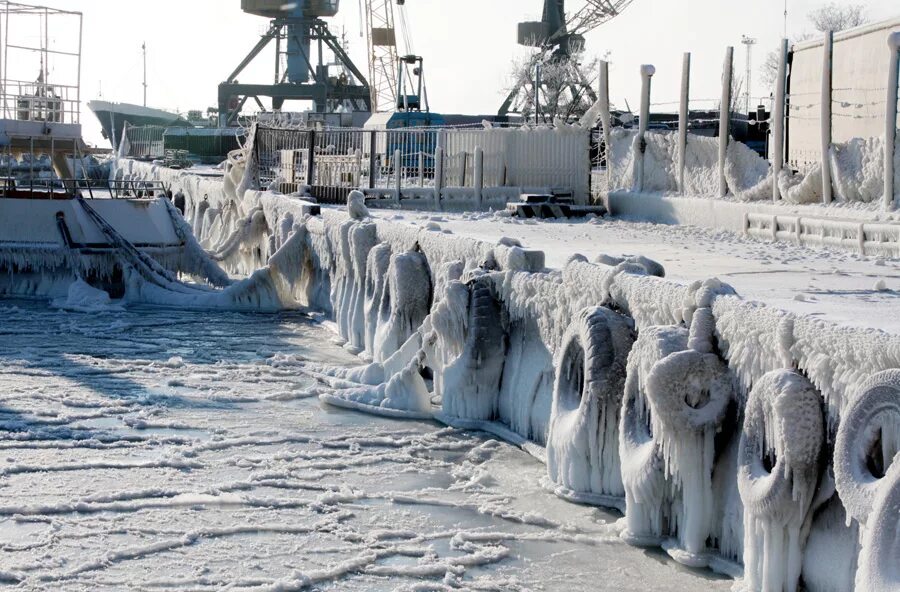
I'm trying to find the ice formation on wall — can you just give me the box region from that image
[90,157,900,591]
[619,308,734,566]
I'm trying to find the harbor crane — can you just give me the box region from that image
[499,0,634,119]
[218,0,372,126]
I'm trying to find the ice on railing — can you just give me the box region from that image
[607,124,900,205]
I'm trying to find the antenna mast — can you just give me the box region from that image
[142,41,147,107]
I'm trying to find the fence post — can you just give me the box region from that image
[393,148,402,204]
[772,38,788,202]
[821,30,834,204]
[354,148,362,188]
[418,148,425,187]
[885,32,900,210]
[434,146,444,208]
[474,147,484,209]
[634,64,655,192]
[306,129,316,188]
[368,131,377,190]
[678,52,691,195]
[719,46,734,198]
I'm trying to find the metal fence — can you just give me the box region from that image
[251,123,591,205]
[121,125,166,160]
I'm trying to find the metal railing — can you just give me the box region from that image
[0,177,168,200]
[0,81,80,124]
[252,123,591,205]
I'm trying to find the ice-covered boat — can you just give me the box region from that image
[0,2,198,300]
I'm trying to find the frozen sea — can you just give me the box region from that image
[0,301,730,591]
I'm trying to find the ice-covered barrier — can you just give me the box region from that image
[111,158,900,590]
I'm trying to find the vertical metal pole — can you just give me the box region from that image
[418,146,424,187]
[534,64,541,125]
[884,33,900,210]
[434,146,444,208]
[368,130,376,189]
[274,28,281,84]
[474,147,484,210]
[354,148,362,188]
[306,129,316,187]
[634,64,655,192]
[76,12,82,123]
[772,38,788,202]
[821,30,833,204]
[678,52,691,195]
[598,60,612,197]
[719,46,734,198]
[394,148,402,204]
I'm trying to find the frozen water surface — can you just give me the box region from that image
[0,301,730,591]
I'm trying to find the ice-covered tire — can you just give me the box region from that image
[547,306,634,502]
[645,350,731,435]
[619,325,688,544]
[856,455,900,592]
[441,276,506,421]
[738,369,824,521]
[834,369,900,526]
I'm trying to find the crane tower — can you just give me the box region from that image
[499,0,634,119]
[218,0,372,126]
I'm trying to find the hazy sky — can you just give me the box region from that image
[22,0,900,146]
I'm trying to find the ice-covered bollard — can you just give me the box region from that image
[546,306,635,508]
[738,369,825,592]
[347,189,370,220]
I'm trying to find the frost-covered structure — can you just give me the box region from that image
[102,156,900,591]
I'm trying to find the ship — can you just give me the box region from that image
[87,99,191,147]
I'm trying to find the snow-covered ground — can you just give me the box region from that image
[0,301,731,591]
[369,210,900,334]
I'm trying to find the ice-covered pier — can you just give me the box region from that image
[81,148,899,591]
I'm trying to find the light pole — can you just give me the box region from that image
[741,35,757,114]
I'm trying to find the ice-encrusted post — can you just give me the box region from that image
[678,53,691,195]
[306,130,316,187]
[418,147,425,187]
[772,38,788,202]
[354,148,362,188]
[885,32,900,210]
[368,131,377,190]
[634,64,655,192]
[434,146,444,208]
[821,30,834,204]
[598,60,612,201]
[474,147,484,209]
[394,148,402,204]
[718,46,734,198]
